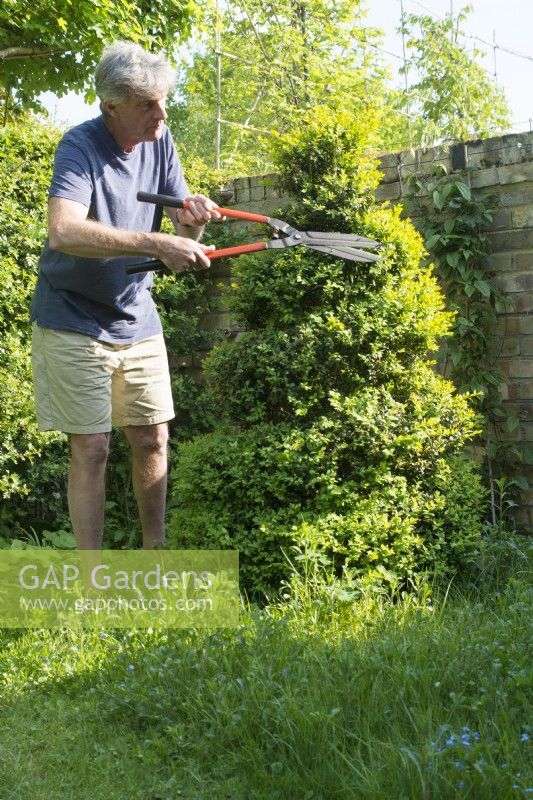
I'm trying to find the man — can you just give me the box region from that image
[30,41,221,550]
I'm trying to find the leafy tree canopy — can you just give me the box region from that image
[168,1,511,172]
[400,5,510,147]
[0,0,198,114]
[167,0,396,173]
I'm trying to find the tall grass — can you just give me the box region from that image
[0,535,531,799]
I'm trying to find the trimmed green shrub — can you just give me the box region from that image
[0,120,70,538]
[168,109,486,595]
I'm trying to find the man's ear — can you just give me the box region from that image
[102,100,118,118]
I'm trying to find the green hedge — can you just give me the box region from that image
[0,121,70,540]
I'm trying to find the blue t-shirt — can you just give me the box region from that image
[30,115,188,343]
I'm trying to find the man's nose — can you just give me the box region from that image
[154,100,167,121]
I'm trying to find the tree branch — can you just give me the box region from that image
[0,47,66,62]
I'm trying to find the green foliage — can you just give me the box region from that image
[170,387,483,593]
[400,6,510,147]
[410,168,510,404]
[272,107,382,229]
[167,2,511,172]
[0,0,198,116]
[0,120,70,538]
[168,108,486,596]
[408,167,520,526]
[167,0,396,173]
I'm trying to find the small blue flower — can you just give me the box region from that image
[127,664,135,671]
[454,760,463,769]
[520,733,530,742]
[445,736,456,747]
[99,632,109,639]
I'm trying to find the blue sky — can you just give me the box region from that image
[41,0,533,133]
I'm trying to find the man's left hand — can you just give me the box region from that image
[176,194,223,227]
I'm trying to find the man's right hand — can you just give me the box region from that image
[152,232,215,271]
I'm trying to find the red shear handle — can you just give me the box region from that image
[125,243,267,274]
[209,242,267,259]
[137,191,269,224]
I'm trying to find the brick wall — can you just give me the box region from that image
[192,132,533,528]
[373,132,533,529]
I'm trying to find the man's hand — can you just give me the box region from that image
[175,194,223,227]
[152,232,215,271]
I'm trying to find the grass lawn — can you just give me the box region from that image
[0,539,531,800]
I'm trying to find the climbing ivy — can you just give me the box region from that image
[408,167,526,528]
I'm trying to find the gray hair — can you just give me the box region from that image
[95,41,176,110]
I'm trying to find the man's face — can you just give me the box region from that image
[105,94,168,147]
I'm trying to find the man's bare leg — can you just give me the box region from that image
[68,433,111,550]
[123,423,169,549]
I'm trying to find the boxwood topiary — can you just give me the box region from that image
[166,108,486,595]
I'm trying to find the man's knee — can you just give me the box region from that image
[125,423,169,456]
[70,433,110,466]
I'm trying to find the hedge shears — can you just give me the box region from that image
[125,191,381,275]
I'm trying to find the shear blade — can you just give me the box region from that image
[304,231,381,249]
[309,244,380,263]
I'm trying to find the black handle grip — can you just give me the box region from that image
[137,191,186,208]
[126,259,166,274]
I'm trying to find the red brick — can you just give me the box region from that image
[492,337,521,356]
[489,229,533,251]
[520,423,533,441]
[508,381,533,400]
[491,209,513,229]
[494,272,533,292]
[504,359,533,378]
[518,336,533,355]
[516,402,533,421]
[487,252,515,273]
[490,316,520,336]
[510,293,533,313]
[517,317,533,335]
[512,206,533,228]
[514,253,533,270]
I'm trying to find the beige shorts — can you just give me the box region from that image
[31,324,175,434]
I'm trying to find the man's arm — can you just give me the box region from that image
[48,196,214,270]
